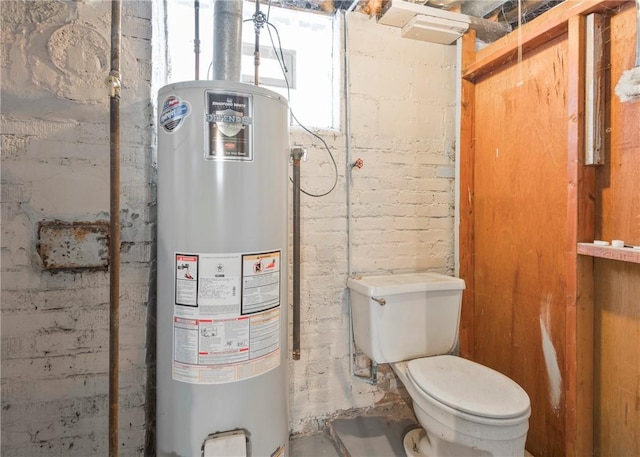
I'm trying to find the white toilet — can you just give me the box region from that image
[347,272,531,457]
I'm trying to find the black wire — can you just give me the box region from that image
[263,3,339,198]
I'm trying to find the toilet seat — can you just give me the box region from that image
[407,355,530,420]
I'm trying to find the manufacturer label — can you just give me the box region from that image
[160,95,190,133]
[205,91,253,161]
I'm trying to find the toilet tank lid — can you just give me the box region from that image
[347,272,465,297]
[408,355,531,419]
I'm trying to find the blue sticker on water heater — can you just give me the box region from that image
[160,95,191,133]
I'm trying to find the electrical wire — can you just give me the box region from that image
[261,2,339,198]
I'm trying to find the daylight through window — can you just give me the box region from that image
[166,1,339,129]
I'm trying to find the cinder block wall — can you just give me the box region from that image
[0,4,456,455]
[288,13,457,433]
[1,1,154,455]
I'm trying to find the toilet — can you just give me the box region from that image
[347,272,531,457]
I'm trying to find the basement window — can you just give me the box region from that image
[166,1,338,129]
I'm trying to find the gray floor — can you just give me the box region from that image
[289,432,341,457]
[289,402,536,457]
[290,402,417,457]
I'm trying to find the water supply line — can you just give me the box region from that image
[252,1,267,85]
[343,5,377,386]
[291,147,306,360]
[194,0,200,80]
[107,0,122,454]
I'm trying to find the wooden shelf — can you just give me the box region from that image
[577,243,640,264]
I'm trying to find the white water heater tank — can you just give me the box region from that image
[156,80,289,456]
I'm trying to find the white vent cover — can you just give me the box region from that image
[402,14,469,45]
[378,0,510,44]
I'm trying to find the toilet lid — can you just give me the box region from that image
[407,355,530,419]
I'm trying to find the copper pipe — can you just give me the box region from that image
[109,0,121,455]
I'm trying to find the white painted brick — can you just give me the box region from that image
[124,14,153,40]
[377,98,419,138]
[346,53,383,96]
[77,122,110,144]
[0,134,29,160]
[1,4,151,456]
[1,118,78,138]
[3,1,457,452]
[1,182,30,203]
[348,95,378,135]
[416,150,452,165]
[1,268,40,290]
[2,213,33,254]
[350,133,395,151]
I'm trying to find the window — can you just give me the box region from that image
[166,1,338,129]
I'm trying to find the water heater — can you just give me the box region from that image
[156,80,289,456]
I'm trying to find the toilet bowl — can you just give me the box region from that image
[347,272,531,457]
[393,357,530,457]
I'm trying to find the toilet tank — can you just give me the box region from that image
[347,272,466,363]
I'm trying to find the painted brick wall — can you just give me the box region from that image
[1,3,456,453]
[288,13,456,433]
[1,1,154,455]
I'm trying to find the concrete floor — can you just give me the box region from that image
[289,431,341,457]
[289,402,536,457]
[290,402,417,457]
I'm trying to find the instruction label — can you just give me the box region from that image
[172,250,281,384]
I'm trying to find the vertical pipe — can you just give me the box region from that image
[343,11,352,279]
[254,0,260,85]
[343,8,377,386]
[108,1,121,455]
[212,0,243,81]
[194,0,200,80]
[291,148,305,360]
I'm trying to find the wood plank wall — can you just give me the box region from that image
[471,35,570,457]
[593,4,640,456]
[459,1,635,456]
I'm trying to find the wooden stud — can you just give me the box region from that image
[567,14,596,457]
[458,29,476,359]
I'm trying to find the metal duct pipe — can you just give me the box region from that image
[107,0,122,455]
[212,0,243,81]
[461,0,508,18]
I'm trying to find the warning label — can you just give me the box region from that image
[172,250,281,384]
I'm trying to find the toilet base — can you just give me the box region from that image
[403,426,495,457]
[403,428,426,457]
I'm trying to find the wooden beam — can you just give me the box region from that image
[566,14,595,457]
[462,0,627,81]
[458,29,476,359]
